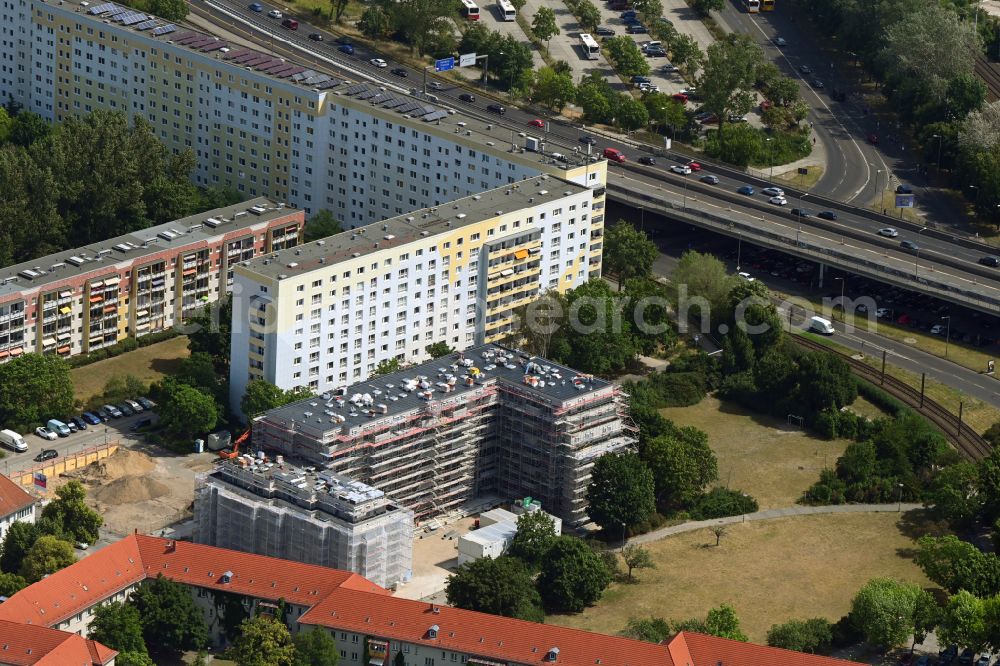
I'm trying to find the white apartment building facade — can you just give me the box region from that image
[229,176,601,408]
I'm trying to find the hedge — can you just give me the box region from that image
[68,328,180,368]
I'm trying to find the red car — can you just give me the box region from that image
[687,161,702,172]
[896,313,911,325]
[760,100,773,111]
[528,119,545,128]
[672,93,688,103]
[868,133,879,145]
[602,147,626,163]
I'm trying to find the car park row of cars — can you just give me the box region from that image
[31,397,155,461]
[925,645,1000,666]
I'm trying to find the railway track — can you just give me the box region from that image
[792,336,992,461]
[975,54,1000,102]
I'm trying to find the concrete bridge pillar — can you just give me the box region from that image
[817,263,825,288]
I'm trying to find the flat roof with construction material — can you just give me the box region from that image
[238,175,588,282]
[0,198,298,299]
[257,344,614,441]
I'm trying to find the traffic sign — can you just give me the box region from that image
[435,57,455,72]
[459,52,477,67]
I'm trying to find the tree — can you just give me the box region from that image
[531,67,576,112]
[176,352,223,401]
[116,653,155,666]
[7,111,50,147]
[304,210,343,242]
[613,94,650,131]
[159,380,217,439]
[709,525,727,547]
[621,544,654,581]
[603,221,657,288]
[642,427,718,510]
[554,280,639,375]
[231,616,296,666]
[691,0,723,15]
[0,353,74,428]
[0,521,41,574]
[670,35,704,78]
[445,556,544,621]
[372,358,402,376]
[293,627,340,666]
[575,0,601,32]
[643,93,686,133]
[537,536,612,612]
[633,0,662,25]
[0,107,11,144]
[507,511,557,569]
[20,535,75,583]
[914,535,1000,598]
[621,616,672,643]
[938,590,988,652]
[358,6,391,39]
[187,295,232,374]
[698,34,762,152]
[766,618,834,653]
[926,461,984,527]
[670,250,736,327]
[704,604,748,641]
[40,480,103,545]
[425,342,454,359]
[531,7,559,46]
[242,380,291,421]
[0,571,27,597]
[130,574,208,653]
[89,602,148,656]
[605,37,651,78]
[850,578,937,649]
[586,452,656,532]
[328,0,350,22]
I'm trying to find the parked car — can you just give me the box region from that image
[34,427,57,441]
[459,93,476,103]
[974,655,992,666]
[737,185,755,195]
[773,36,786,46]
[75,541,90,550]
[645,46,667,57]
[595,26,615,36]
[811,79,824,88]
[267,8,282,18]
[638,156,656,165]
[626,23,648,33]
[125,400,144,413]
[101,404,123,419]
[817,211,838,220]
[868,133,879,145]
[69,416,88,431]
[117,403,135,417]
[938,645,958,665]
[660,62,679,73]
[248,2,263,10]
[958,649,975,666]
[878,227,899,238]
[486,103,506,115]
[672,92,688,103]
[799,64,811,74]
[390,67,408,77]
[47,419,71,437]
[670,165,692,175]
[700,175,719,184]
[34,448,58,461]
[369,58,387,68]
[338,44,355,55]
[137,397,155,410]
[81,411,103,425]
[63,419,79,432]
[131,417,153,432]
[914,656,930,666]
[631,75,650,84]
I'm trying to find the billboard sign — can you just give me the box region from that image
[895,194,915,208]
[459,52,477,67]
[435,57,455,72]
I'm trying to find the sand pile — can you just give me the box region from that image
[93,476,170,506]
[66,449,155,483]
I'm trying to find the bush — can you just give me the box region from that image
[802,468,847,505]
[650,372,706,407]
[703,124,812,168]
[68,328,179,368]
[854,380,905,416]
[689,487,759,519]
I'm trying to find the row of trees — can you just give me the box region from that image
[358,0,460,57]
[0,106,242,269]
[0,481,102,590]
[621,604,749,643]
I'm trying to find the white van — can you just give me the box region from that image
[0,429,27,452]
[46,419,71,437]
[809,316,835,335]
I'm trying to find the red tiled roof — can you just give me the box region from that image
[300,588,675,666]
[676,631,866,666]
[0,474,34,519]
[0,619,116,665]
[0,534,145,627]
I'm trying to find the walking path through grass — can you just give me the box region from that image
[628,502,924,546]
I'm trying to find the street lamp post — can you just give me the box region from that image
[875,168,882,211]
[897,482,904,512]
[941,315,952,358]
[620,521,626,552]
[914,227,927,276]
[766,137,774,182]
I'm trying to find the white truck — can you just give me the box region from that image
[809,316,835,335]
[0,429,27,452]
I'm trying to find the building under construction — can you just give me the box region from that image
[252,345,637,526]
[193,460,413,589]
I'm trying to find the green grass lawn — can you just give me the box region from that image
[548,511,945,643]
[70,336,190,405]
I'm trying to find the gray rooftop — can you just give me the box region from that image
[0,198,296,299]
[239,175,587,281]
[257,344,614,439]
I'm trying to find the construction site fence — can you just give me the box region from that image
[5,441,120,492]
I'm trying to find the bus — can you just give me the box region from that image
[744,0,760,12]
[579,33,600,60]
[761,0,774,9]
[496,0,516,21]
[460,0,480,20]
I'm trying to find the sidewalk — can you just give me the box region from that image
[628,502,925,545]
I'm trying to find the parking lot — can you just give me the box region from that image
[475,3,547,70]
[519,0,618,84]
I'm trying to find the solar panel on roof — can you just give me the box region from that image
[172,31,198,41]
[282,66,306,77]
[222,49,250,59]
[185,36,213,47]
[257,60,288,72]
[422,110,449,122]
[292,69,317,81]
[152,24,177,36]
[200,42,227,52]
[343,83,369,95]
[123,12,148,24]
[417,105,437,116]
[396,101,421,114]
[243,55,271,67]
[379,98,407,109]
[316,80,340,90]
[270,65,297,76]
[173,35,200,45]
[135,19,158,30]
[106,7,129,17]
[229,52,256,63]
[88,3,116,14]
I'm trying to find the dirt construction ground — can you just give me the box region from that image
[395,516,478,602]
[52,446,218,535]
